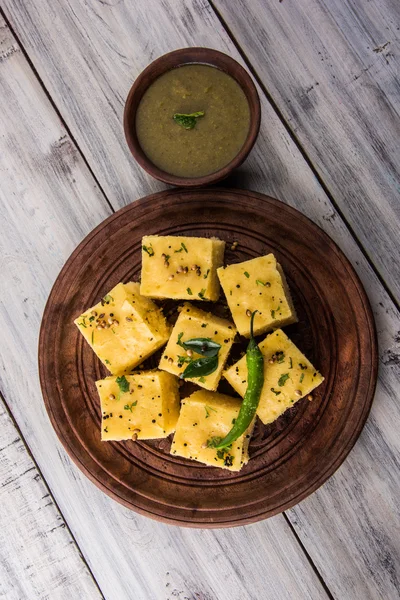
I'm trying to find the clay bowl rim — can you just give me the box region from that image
[123,47,261,187]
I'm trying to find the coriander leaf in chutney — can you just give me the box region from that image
[173,111,204,129]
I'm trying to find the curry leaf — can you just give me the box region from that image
[179,337,221,357]
[181,355,218,379]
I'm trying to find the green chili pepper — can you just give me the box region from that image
[215,311,264,448]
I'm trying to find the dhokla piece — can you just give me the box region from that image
[74,282,170,375]
[159,303,236,391]
[140,235,225,301]
[96,371,180,441]
[224,329,324,425]
[171,390,254,471]
[217,254,297,337]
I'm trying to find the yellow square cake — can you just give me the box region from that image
[96,370,180,440]
[217,254,297,337]
[224,329,324,425]
[74,282,170,375]
[170,390,253,471]
[158,303,236,390]
[140,235,225,301]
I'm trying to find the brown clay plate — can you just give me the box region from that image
[39,188,377,527]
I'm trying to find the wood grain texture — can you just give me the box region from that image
[0,14,330,600]
[213,0,400,304]
[0,396,101,600]
[1,0,400,597]
[39,188,377,526]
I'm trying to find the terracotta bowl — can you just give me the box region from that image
[123,47,261,187]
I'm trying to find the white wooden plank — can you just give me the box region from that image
[213,0,400,304]
[0,396,101,600]
[1,1,400,598]
[0,13,329,600]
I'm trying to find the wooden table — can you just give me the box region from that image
[0,1,399,598]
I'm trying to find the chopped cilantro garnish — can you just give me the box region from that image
[271,305,281,319]
[278,373,289,386]
[244,271,250,278]
[203,269,210,279]
[271,387,281,396]
[205,405,217,418]
[187,287,193,295]
[207,438,232,463]
[177,355,192,367]
[142,244,154,256]
[174,242,188,253]
[276,351,285,363]
[116,376,130,393]
[206,436,223,448]
[300,373,304,383]
[124,401,137,412]
[198,288,206,299]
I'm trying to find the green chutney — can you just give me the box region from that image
[135,64,251,178]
